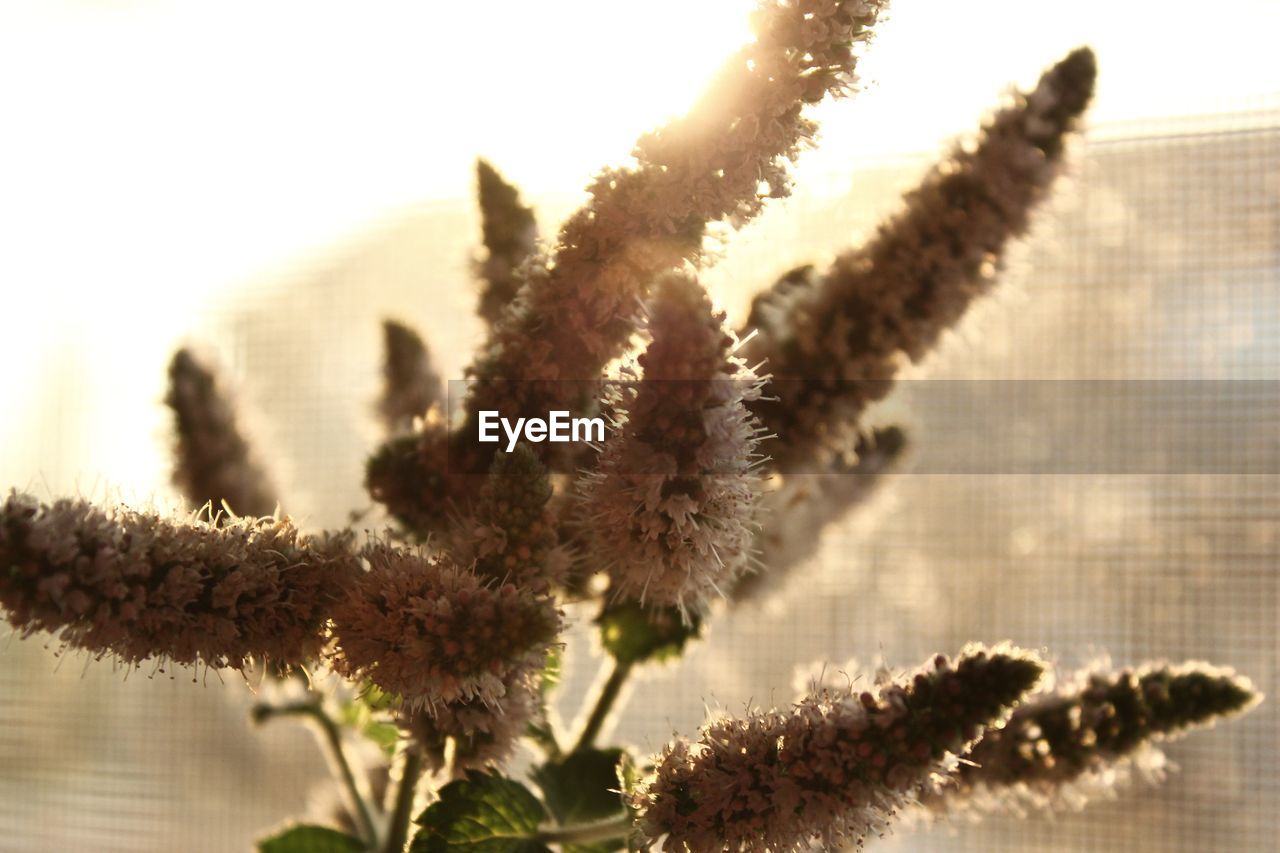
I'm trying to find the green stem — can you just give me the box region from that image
[534,815,635,846]
[382,748,425,853]
[573,658,634,753]
[254,701,379,846]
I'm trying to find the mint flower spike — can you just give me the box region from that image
[634,644,1044,852]
[0,491,357,672]
[165,347,278,519]
[329,544,560,713]
[474,159,538,327]
[931,660,1261,814]
[457,1,886,461]
[365,1,888,530]
[449,445,567,595]
[377,319,444,437]
[743,47,1097,469]
[580,274,766,618]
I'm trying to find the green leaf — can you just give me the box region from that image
[411,771,552,853]
[532,748,627,853]
[597,601,702,666]
[532,748,626,826]
[257,824,365,853]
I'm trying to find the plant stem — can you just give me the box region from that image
[534,815,634,846]
[254,701,379,846]
[382,748,425,853]
[573,658,634,753]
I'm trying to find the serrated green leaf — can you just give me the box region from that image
[597,601,702,666]
[532,748,626,826]
[257,824,365,853]
[411,771,551,853]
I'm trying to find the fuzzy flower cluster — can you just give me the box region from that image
[934,661,1260,812]
[329,544,559,712]
[580,274,764,615]
[377,319,444,436]
[450,446,566,594]
[634,645,1044,851]
[743,47,1097,467]
[0,491,356,670]
[371,0,889,533]
[474,159,538,327]
[399,676,540,776]
[165,348,278,518]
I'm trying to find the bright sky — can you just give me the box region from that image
[1,0,1279,493]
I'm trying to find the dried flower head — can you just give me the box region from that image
[931,660,1261,814]
[744,47,1097,467]
[450,445,566,594]
[399,675,539,776]
[0,491,356,670]
[329,544,560,711]
[475,159,538,326]
[634,645,1043,851]
[377,319,444,436]
[165,347,278,518]
[580,274,765,615]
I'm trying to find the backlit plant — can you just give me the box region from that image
[0,2,1260,851]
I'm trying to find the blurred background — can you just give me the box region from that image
[1,0,1277,850]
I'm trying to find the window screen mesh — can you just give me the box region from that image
[0,109,1276,851]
